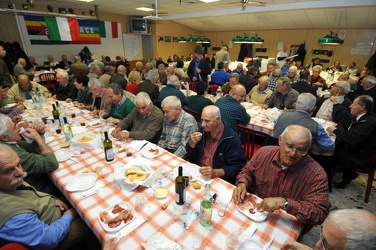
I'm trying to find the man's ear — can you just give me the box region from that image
[278,136,282,146]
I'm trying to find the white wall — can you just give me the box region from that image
[16,15,124,63]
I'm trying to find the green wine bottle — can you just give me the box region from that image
[200,184,212,227]
[62,117,73,142]
[103,131,114,162]
[175,166,186,205]
[52,104,60,125]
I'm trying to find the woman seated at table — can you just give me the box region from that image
[245,76,272,105]
[72,74,92,107]
[126,71,141,95]
[308,65,328,90]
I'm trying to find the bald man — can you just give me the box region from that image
[215,84,250,130]
[186,105,245,184]
[13,58,34,79]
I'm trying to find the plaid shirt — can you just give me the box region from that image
[236,146,330,225]
[265,88,299,110]
[158,110,198,158]
[269,77,279,91]
[315,99,333,121]
[0,106,22,118]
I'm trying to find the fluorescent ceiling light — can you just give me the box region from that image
[76,0,95,2]
[200,0,220,3]
[136,7,154,11]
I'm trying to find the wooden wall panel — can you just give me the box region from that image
[0,13,22,45]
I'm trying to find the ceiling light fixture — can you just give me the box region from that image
[232,33,264,44]
[318,32,344,45]
[200,0,220,3]
[137,7,155,11]
[178,35,210,44]
[76,0,95,2]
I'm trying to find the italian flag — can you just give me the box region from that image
[98,21,118,38]
[45,17,80,41]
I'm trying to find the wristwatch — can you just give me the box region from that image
[283,199,289,210]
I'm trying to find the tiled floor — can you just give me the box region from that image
[300,172,376,247]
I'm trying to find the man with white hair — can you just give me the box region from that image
[55,69,78,101]
[286,65,299,83]
[158,96,198,158]
[58,55,72,69]
[276,45,288,68]
[0,114,59,195]
[187,105,245,184]
[111,92,163,143]
[158,74,189,106]
[272,93,335,152]
[231,62,245,76]
[215,45,229,70]
[109,65,127,89]
[13,58,34,79]
[136,69,160,102]
[314,81,351,122]
[281,209,376,250]
[77,78,111,114]
[233,125,330,230]
[43,55,58,69]
[87,60,104,80]
[361,75,376,113]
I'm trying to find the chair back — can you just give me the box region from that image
[236,124,266,160]
[182,107,201,123]
[38,72,57,93]
[74,69,89,77]
[207,84,219,95]
[123,90,136,104]
[189,82,197,92]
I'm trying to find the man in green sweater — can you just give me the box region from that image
[0,114,60,195]
[111,91,163,143]
[99,83,135,125]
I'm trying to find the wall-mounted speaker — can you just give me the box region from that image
[68,8,74,14]
[47,5,53,12]
[89,10,95,16]
[82,11,86,16]
[58,8,67,14]
[22,4,29,10]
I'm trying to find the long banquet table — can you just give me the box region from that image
[21,101,301,250]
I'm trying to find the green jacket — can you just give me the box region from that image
[108,97,135,120]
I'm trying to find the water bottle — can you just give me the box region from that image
[38,87,47,107]
[32,89,41,109]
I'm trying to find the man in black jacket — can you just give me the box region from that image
[361,75,376,113]
[187,45,211,83]
[327,95,376,188]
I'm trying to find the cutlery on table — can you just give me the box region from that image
[139,142,148,151]
[263,236,274,250]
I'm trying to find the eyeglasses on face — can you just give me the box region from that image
[282,141,308,156]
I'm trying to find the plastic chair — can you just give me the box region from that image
[39,72,57,93]
[207,84,219,95]
[236,124,266,160]
[189,82,197,92]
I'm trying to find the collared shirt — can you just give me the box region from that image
[236,146,330,225]
[257,87,270,94]
[199,122,224,167]
[158,110,198,158]
[116,96,126,109]
[315,99,333,121]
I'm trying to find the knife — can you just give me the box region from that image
[139,142,149,151]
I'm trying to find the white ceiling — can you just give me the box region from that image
[6,0,376,31]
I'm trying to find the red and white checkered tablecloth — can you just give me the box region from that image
[22,102,301,250]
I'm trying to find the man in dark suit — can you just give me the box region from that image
[326,95,376,188]
[239,67,258,94]
[58,55,72,70]
[55,70,78,102]
[187,45,211,83]
[291,70,317,97]
[361,75,376,113]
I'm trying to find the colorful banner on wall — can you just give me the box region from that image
[45,17,80,41]
[23,15,101,45]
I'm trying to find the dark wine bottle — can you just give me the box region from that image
[103,131,114,162]
[175,166,186,205]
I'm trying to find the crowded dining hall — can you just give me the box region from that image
[1,0,376,249]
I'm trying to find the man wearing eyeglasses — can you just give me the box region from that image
[233,124,330,230]
[281,209,376,250]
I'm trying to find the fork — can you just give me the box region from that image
[263,236,274,250]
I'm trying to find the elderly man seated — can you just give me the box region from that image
[0,115,60,195]
[268,69,282,91]
[55,69,78,102]
[0,145,94,249]
[231,62,245,76]
[186,105,246,184]
[158,96,198,158]
[2,74,50,105]
[98,83,135,125]
[136,69,160,102]
[245,76,272,105]
[111,92,163,143]
[291,70,317,97]
[221,73,240,95]
[308,65,327,90]
[0,86,23,123]
[215,84,250,130]
[281,209,376,250]
[77,79,111,114]
[158,74,189,106]
[109,65,127,90]
[314,81,351,123]
[262,76,299,110]
[13,58,34,79]
[361,75,376,113]
[286,65,299,83]
[233,125,330,230]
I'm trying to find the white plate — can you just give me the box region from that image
[312,117,325,124]
[88,119,102,127]
[54,149,74,162]
[45,136,54,144]
[236,238,263,250]
[140,144,163,159]
[98,202,136,233]
[236,194,268,222]
[71,133,97,143]
[66,173,97,192]
[255,118,270,125]
[108,127,128,141]
[113,158,155,186]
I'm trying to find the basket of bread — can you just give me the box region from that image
[70,133,102,149]
[114,157,155,191]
